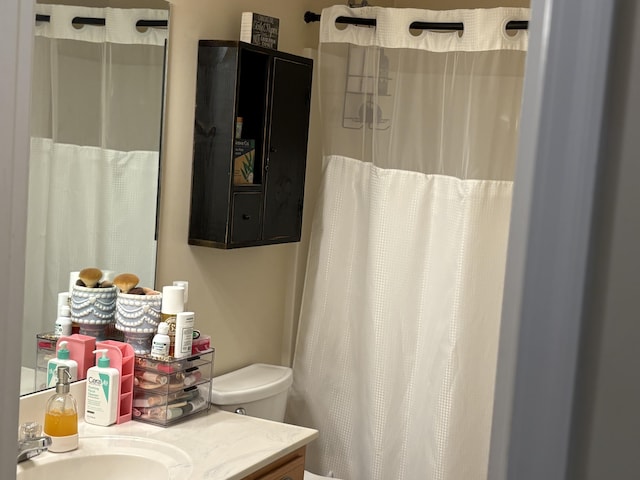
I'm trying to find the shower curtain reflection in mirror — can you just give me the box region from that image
[22,5,167,387]
[288,6,528,480]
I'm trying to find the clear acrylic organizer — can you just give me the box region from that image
[132,348,214,426]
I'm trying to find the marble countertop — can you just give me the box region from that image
[20,406,318,480]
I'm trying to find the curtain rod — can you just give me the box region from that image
[303,11,528,31]
[35,14,168,28]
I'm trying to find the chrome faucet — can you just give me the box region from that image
[17,422,52,463]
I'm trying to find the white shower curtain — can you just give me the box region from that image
[287,7,528,479]
[23,5,167,368]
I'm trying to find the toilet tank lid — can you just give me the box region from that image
[210,363,293,405]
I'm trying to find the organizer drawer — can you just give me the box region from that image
[132,349,214,426]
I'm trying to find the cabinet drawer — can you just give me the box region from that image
[231,192,262,243]
[132,349,214,426]
[242,446,306,480]
[256,457,304,480]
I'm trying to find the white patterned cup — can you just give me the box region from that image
[115,290,162,354]
[70,285,117,340]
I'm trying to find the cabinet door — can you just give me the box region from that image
[262,57,313,242]
[190,44,239,245]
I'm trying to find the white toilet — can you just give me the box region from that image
[210,363,338,480]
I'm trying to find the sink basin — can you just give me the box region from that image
[17,435,193,480]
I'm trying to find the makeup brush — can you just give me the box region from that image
[78,267,103,288]
[113,273,140,294]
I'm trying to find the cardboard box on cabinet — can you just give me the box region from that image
[234,139,255,184]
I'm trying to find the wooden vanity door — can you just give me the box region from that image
[241,446,306,480]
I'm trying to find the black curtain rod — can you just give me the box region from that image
[304,11,528,31]
[35,14,168,28]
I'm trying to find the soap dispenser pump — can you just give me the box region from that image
[46,340,78,388]
[43,365,79,453]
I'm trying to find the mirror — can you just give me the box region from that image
[20,0,169,395]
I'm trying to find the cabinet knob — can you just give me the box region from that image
[241,214,251,220]
[270,147,278,153]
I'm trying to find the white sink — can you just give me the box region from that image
[17,435,193,480]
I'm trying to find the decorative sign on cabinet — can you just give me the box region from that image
[189,40,313,249]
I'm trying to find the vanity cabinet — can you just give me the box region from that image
[241,446,306,480]
[189,41,313,249]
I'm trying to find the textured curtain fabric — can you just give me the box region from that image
[287,7,528,479]
[22,5,166,373]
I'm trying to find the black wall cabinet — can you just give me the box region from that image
[189,40,313,249]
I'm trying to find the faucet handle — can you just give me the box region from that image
[19,421,43,441]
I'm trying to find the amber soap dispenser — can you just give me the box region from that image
[43,365,78,452]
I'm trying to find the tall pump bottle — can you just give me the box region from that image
[44,365,78,453]
[85,349,120,426]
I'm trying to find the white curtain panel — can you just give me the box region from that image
[287,7,528,480]
[22,5,166,367]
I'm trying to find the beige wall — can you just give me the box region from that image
[158,0,335,376]
[37,0,169,7]
[158,0,530,377]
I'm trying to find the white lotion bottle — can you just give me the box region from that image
[150,322,171,358]
[161,285,185,356]
[46,341,78,388]
[85,349,119,426]
[174,312,195,359]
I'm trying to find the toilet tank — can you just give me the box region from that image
[210,363,292,422]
